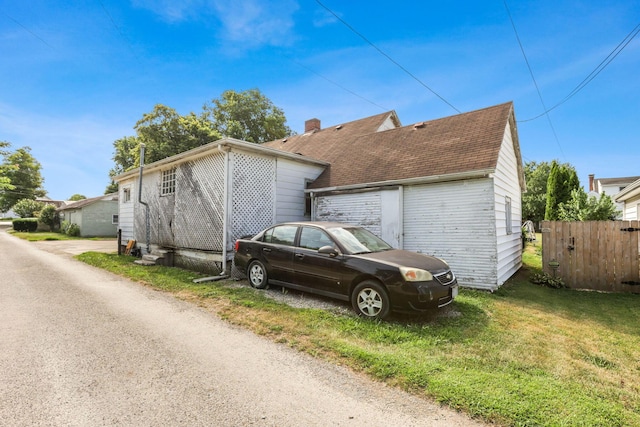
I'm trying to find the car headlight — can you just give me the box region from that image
[399,266,433,282]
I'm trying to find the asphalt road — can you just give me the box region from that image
[0,226,484,426]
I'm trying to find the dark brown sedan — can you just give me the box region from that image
[234,222,458,320]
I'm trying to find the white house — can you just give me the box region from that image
[588,174,640,217]
[114,138,327,274]
[116,102,524,290]
[264,102,525,290]
[615,178,640,220]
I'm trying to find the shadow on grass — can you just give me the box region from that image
[497,269,640,337]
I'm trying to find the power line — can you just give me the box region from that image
[98,1,140,61]
[521,21,640,122]
[314,0,460,113]
[288,57,390,111]
[2,12,54,49]
[504,0,566,159]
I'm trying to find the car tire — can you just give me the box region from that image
[247,260,268,289]
[351,280,390,320]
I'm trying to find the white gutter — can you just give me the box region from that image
[114,138,328,182]
[306,168,495,194]
[615,178,640,202]
[138,144,151,254]
[218,144,231,274]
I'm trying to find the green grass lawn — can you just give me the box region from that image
[76,239,640,427]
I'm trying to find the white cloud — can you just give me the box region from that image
[134,0,299,49]
[212,0,300,48]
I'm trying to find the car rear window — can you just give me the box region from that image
[263,225,297,246]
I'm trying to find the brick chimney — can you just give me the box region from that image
[588,174,595,192]
[305,118,321,133]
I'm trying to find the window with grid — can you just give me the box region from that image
[505,196,513,235]
[123,187,131,202]
[161,168,176,196]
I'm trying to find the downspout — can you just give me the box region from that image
[138,143,150,254]
[218,143,231,274]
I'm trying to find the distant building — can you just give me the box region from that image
[588,174,640,218]
[57,193,119,237]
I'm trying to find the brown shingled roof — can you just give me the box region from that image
[266,102,519,190]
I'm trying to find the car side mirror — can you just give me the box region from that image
[318,245,339,257]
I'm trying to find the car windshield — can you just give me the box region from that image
[327,227,393,254]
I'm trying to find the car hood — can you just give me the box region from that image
[353,249,451,273]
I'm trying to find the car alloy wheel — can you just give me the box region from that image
[248,260,268,289]
[352,280,390,320]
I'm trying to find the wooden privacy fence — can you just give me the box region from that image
[541,221,640,293]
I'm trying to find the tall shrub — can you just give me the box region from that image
[39,204,60,231]
[545,161,579,220]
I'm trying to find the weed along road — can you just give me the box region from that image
[0,229,483,427]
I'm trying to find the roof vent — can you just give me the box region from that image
[282,138,288,143]
[413,122,425,129]
[335,125,342,130]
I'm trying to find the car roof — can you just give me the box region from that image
[274,221,354,230]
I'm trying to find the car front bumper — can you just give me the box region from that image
[389,278,459,312]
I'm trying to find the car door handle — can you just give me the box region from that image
[295,253,304,259]
[262,248,272,253]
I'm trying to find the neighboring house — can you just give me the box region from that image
[36,196,69,209]
[1,208,16,219]
[615,178,640,220]
[588,174,640,218]
[115,102,524,290]
[264,102,524,290]
[114,139,327,274]
[57,193,119,237]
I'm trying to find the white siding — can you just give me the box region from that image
[622,194,640,220]
[275,158,325,223]
[403,179,497,290]
[377,115,398,132]
[493,122,523,286]
[118,179,136,242]
[315,191,382,237]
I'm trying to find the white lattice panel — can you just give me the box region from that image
[231,152,276,242]
[174,153,225,251]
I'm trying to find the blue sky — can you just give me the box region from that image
[1,0,639,200]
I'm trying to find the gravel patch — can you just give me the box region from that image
[226,278,463,321]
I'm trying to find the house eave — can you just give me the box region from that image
[113,138,329,182]
[306,169,495,195]
[615,178,640,202]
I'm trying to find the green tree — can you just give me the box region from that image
[0,141,16,192]
[0,146,46,212]
[39,204,59,231]
[110,107,221,178]
[68,194,86,201]
[134,105,220,164]
[558,189,620,221]
[545,160,579,220]
[203,89,292,143]
[522,161,552,225]
[110,135,140,176]
[109,89,292,180]
[104,180,119,194]
[13,198,44,218]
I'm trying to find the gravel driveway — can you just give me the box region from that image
[33,238,118,256]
